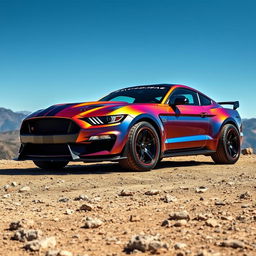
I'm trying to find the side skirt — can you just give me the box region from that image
[163,147,215,157]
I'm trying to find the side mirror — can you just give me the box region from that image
[170,96,189,106]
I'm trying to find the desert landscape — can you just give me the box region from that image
[0,155,255,256]
[1,0,256,255]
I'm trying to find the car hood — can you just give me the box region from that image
[27,101,130,119]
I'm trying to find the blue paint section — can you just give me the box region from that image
[165,135,213,144]
[160,115,208,122]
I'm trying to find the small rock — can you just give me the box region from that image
[236,215,247,222]
[58,251,73,256]
[65,209,74,215]
[161,219,171,227]
[194,214,209,221]
[126,234,169,253]
[239,191,251,200]
[215,200,226,206]
[221,216,233,221]
[3,184,10,191]
[241,147,254,155]
[92,196,101,202]
[173,220,187,227]
[119,190,134,196]
[11,181,18,187]
[24,236,57,251]
[196,186,208,193]
[219,239,245,249]
[129,215,140,222]
[58,197,69,203]
[3,194,11,198]
[161,195,177,203]
[79,204,93,211]
[12,229,42,242]
[19,186,31,192]
[174,243,187,249]
[82,217,103,228]
[196,250,221,256]
[169,211,190,221]
[145,190,159,196]
[46,250,60,256]
[32,199,45,204]
[9,219,35,230]
[206,219,219,228]
[74,195,89,201]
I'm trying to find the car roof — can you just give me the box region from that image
[122,84,194,89]
[121,84,202,94]
[114,84,215,103]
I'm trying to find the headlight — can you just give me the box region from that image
[82,115,126,125]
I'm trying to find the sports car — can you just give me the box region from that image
[18,84,242,171]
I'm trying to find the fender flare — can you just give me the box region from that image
[121,114,165,155]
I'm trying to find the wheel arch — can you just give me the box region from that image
[220,118,240,132]
[121,114,165,156]
[213,117,241,149]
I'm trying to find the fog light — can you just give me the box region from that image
[89,135,112,141]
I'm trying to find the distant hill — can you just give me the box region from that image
[16,110,31,116]
[0,130,20,159]
[242,118,256,151]
[0,107,29,132]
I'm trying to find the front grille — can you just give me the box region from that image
[21,140,115,158]
[20,118,80,135]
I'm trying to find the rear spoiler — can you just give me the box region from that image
[217,101,239,110]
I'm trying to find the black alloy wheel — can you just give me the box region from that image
[120,121,160,171]
[226,127,239,158]
[135,127,158,165]
[211,124,240,164]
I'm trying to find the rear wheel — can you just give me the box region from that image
[33,160,69,170]
[211,124,240,164]
[119,121,160,171]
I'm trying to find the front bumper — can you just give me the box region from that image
[18,143,127,162]
[18,116,133,161]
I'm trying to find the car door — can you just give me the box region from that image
[162,88,211,150]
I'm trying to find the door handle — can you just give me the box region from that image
[200,112,208,118]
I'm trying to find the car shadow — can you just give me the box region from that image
[155,159,215,169]
[0,159,215,176]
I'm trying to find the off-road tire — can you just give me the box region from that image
[119,121,160,171]
[211,124,240,164]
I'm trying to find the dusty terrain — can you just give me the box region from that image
[0,155,255,256]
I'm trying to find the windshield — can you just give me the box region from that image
[99,85,171,103]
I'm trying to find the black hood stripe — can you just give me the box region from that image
[45,103,77,116]
[36,105,57,117]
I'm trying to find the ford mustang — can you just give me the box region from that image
[18,84,242,171]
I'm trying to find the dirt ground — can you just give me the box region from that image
[0,155,255,256]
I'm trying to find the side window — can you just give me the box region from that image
[169,88,199,106]
[199,94,212,106]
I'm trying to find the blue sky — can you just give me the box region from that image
[0,0,255,118]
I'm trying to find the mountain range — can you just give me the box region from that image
[0,107,28,132]
[242,118,256,150]
[0,107,255,159]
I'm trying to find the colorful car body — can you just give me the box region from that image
[18,84,242,171]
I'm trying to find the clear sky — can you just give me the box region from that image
[0,0,255,118]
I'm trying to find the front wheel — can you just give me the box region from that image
[211,124,240,164]
[33,160,69,170]
[119,121,160,171]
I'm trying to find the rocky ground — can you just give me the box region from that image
[0,155,255,256]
